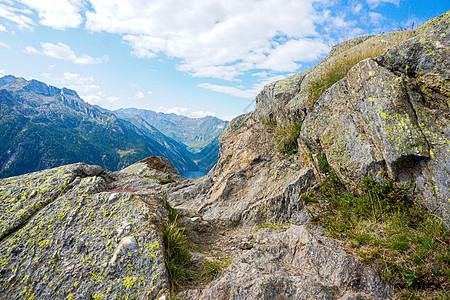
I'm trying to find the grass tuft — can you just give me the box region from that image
[274,120,303,155]
[163,202,192,288]
[304,171,450,298]
[307,31,417,103]
[201,258,232,280]
[258,222,290,230]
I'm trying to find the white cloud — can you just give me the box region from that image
[147,91,153,95]
[16,0,82,30]
[257,39,329,72]
[198,83,258,99]
[0,41,9,48]
[159,106,216,118]
[369,11,383,25]
[366,0,400,8]
[198,73,292,99]
[0,24,6,31]
[0,3,35,30]
[0,70,5,76]
[60,72,109,106]
[23,42,109,65]
[134,91,144,99]
[87,0,331,80]
[23,45,39,54]
[352,3,363,14]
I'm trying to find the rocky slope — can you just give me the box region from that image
[164,11,449,299]
[169,10,450,229]
[1,10,449,300]
[0,76,198,178]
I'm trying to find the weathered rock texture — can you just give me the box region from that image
[167,11,449,298]
[300,11,450,226]
[0,158,179,299]
[169,118,315,226]
[181,226,392,299]
[169,11,450,228]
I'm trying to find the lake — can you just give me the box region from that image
[181,170,207,178]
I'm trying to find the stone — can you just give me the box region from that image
[180,226,392,299]
[0,161,176,299]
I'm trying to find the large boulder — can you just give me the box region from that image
[0,157,182,299]
[300,11,450,226]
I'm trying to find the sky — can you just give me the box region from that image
[0,0,448,120]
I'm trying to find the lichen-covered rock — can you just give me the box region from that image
[180,225,392,299]
[300,10,450,226]
[0,159,175,299]
[168,121,315,226]
[255,30,417,126]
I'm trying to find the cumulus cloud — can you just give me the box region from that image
[24,42,109,65]
[39,72,112,106]
[11,0,82,30]
[352,3,363,14]
[160,106,216,118]
[0,41,9,48]
[198,73,292,99]
[0,24,6,31]
[134,91,144,99]
[87,0,332,80]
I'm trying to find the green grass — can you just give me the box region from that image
[304,167,450,298]
[258,222,290,230]
[274,120,303,155]
[201,257,232,280]
[307,31,417,103]
[163,202,192,289]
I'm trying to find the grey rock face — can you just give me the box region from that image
[181,226,392,300]
[0,159,175,299]
[300,12,450,226]
[168,121,315,226]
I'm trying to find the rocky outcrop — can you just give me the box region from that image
[166,11,449,299]
[299,11,450,226]
[169,120,315,226]
[181,226,392,299]
[1,11,449,300]
[0,157,181,300]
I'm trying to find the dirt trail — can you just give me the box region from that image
[177,221,258,292]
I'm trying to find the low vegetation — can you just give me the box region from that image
[163,201,232,295]
[303,158,450,299]
[258,222,291,230]
[201,257,232,280]
[274,120,303,155]
[307,30,417,103]
[162,204,192,288]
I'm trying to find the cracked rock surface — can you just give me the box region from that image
[0,160,173,300]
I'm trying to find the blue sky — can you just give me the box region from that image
[0,0,448,120]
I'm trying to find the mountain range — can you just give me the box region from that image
[0,75,226,179]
